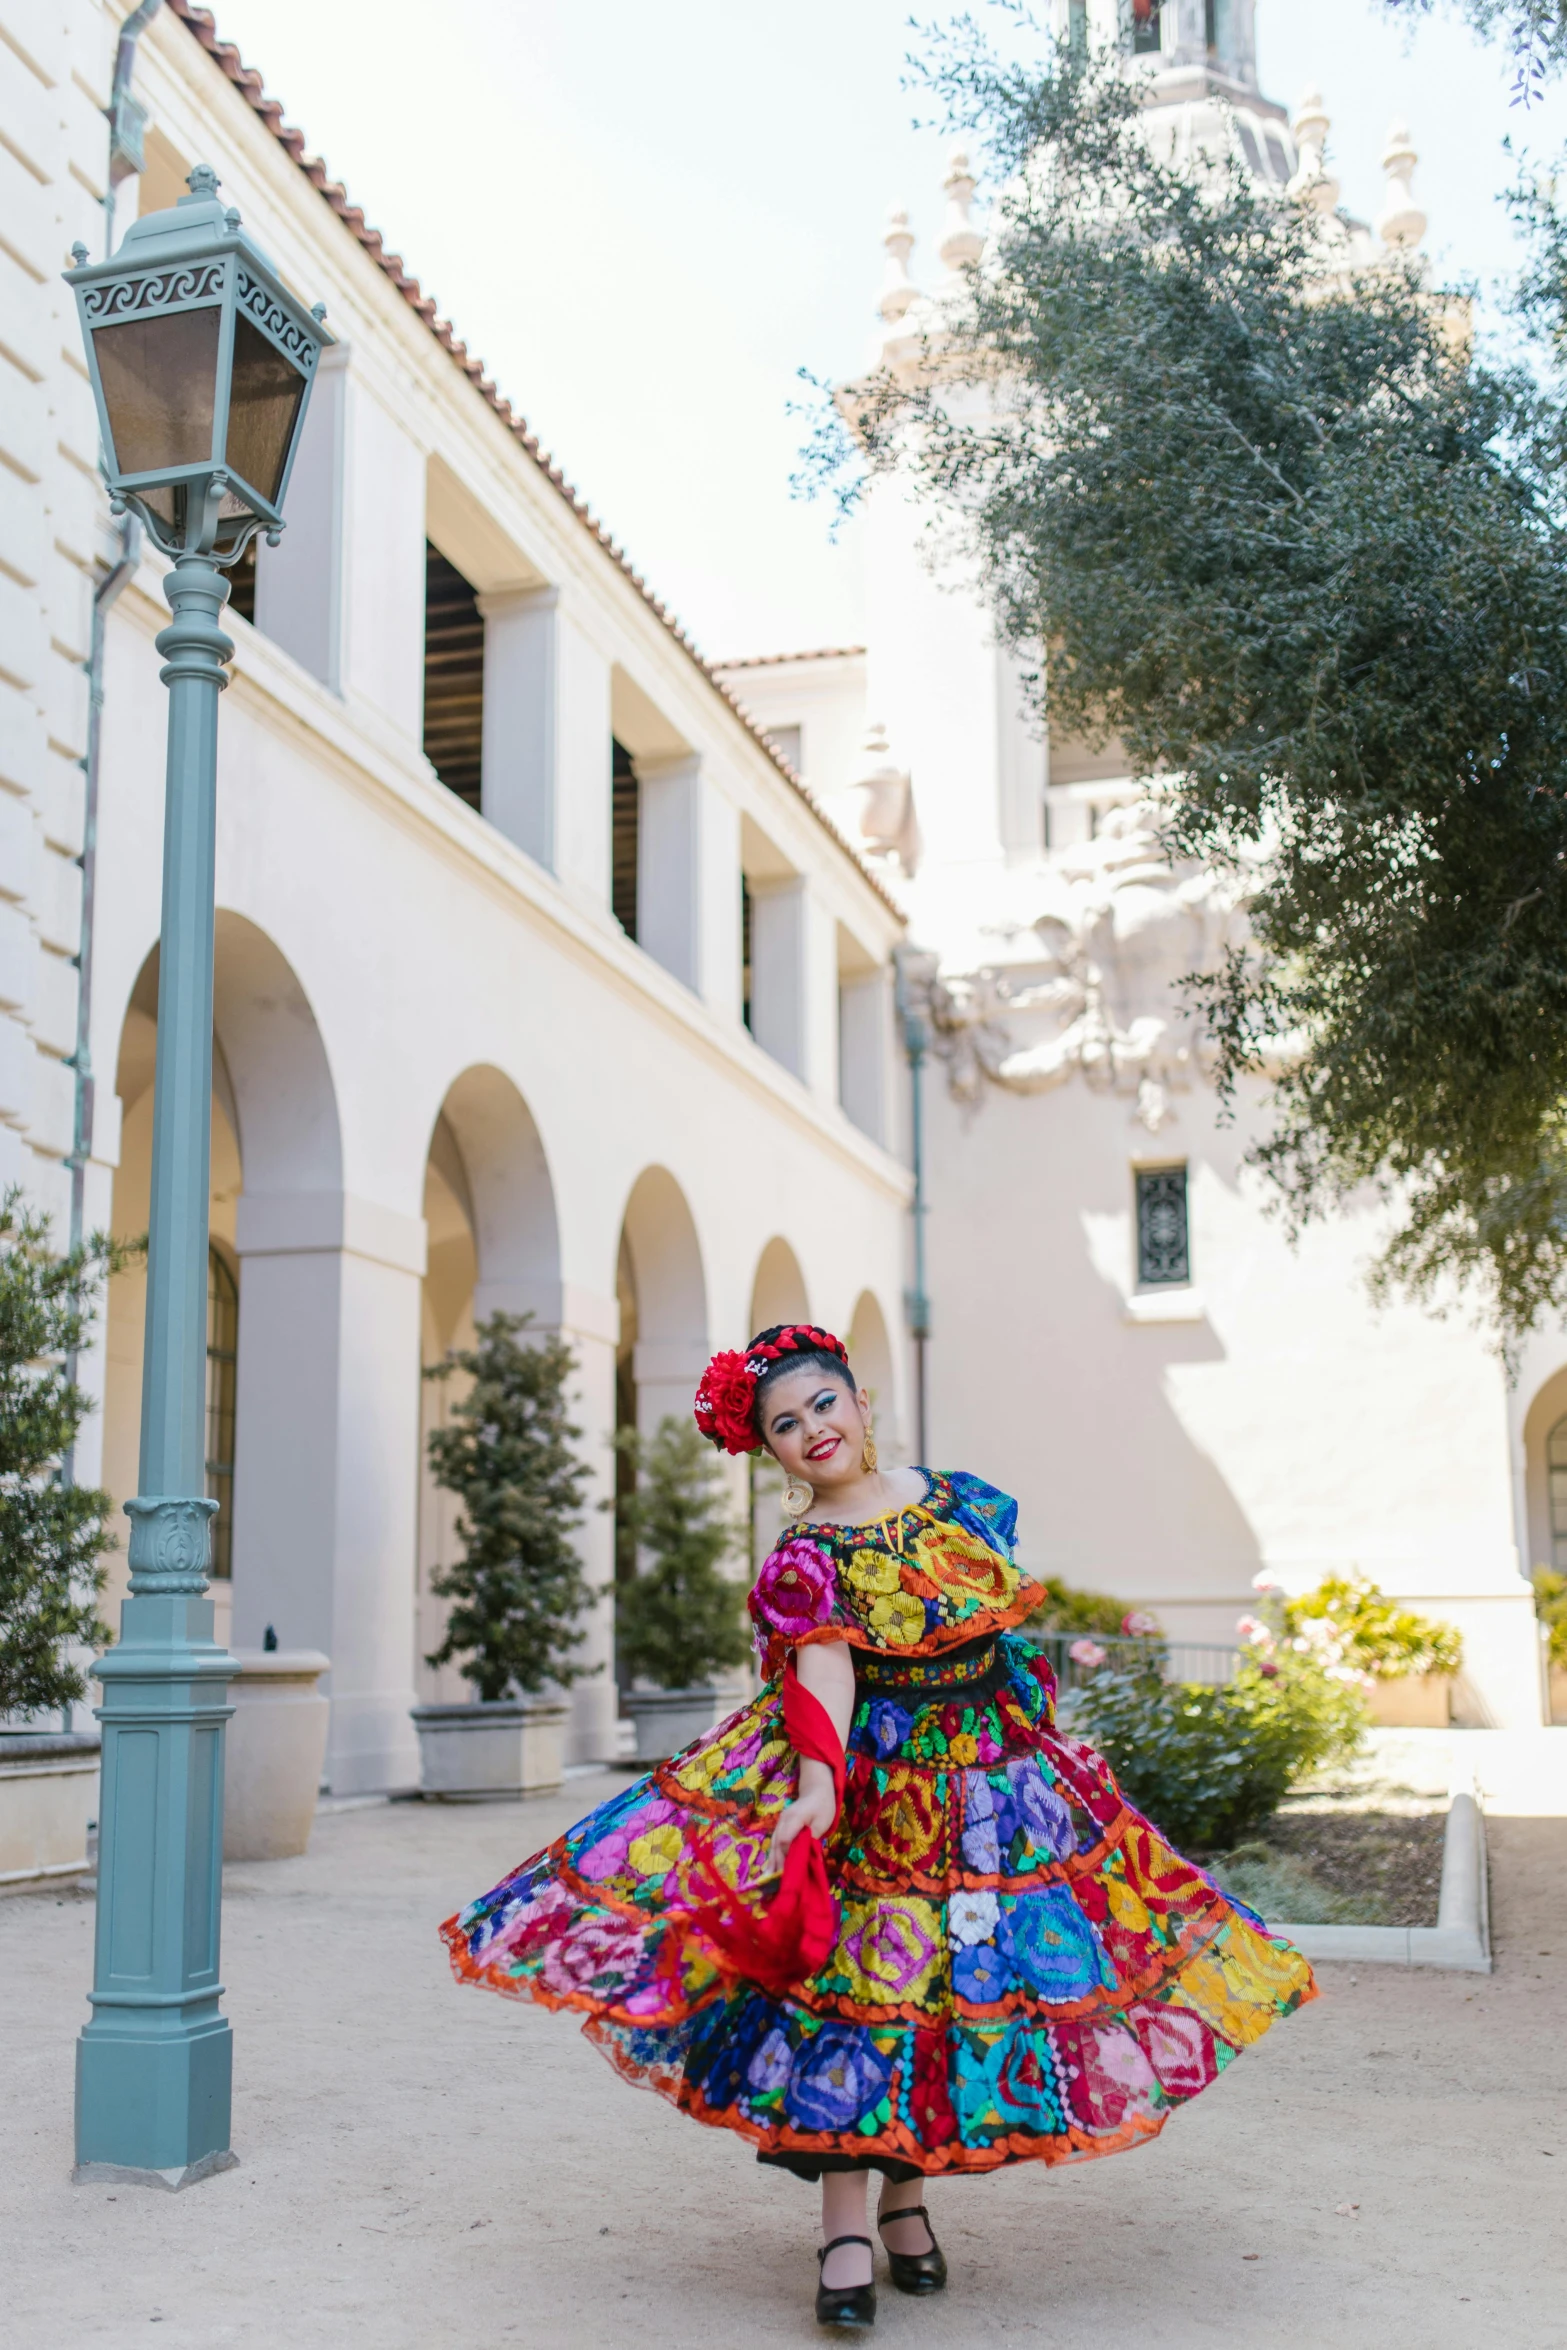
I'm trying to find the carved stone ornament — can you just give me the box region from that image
[917,800,1272,1134]
[125,1494,220,1593]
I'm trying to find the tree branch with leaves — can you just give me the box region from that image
[802,25,1567,1342]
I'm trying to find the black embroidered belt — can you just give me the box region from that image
[856,1641,999,1693]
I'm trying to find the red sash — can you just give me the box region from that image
[698,1656,844,1996]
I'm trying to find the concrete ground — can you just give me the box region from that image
[2,1734,1565,2350]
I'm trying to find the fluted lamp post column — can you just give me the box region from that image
[63,167,331,2189]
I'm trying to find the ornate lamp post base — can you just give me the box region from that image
[74,1496,237,2185]
[73,2151,240,2194]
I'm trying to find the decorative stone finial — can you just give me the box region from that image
[879,205,918,324]
[70,241,88,268]
[183,163,221,203]
[1377,119,1426,249]
[849,720,911,857]
[1287,87,1340,214]
[939,150,983,274]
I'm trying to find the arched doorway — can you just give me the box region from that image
[614,1170,718,1698]
[102,920,455,1793]
[105,940,253,1653]
[1547,1414,1567,1572]
[748,1236,809,1337]
[416,1068,565,1711]
[618,1168,709,1438]
[848,1288,901,1464]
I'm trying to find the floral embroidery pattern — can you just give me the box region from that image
[442,1473,1317,2176]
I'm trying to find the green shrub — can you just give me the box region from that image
[0,1192,124,1716]
[1028,1576,1152,1639]
[424,1313,595,1700]
[613,1416,752,1690]
[1070,1654,1364,1851]
[1534,1568,1567,1670]
[1283,1572,1462,1681]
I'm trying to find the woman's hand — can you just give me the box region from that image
[765,1637,855,1874]
[767,1758,839,1875]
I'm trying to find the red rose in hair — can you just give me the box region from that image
[692,1349,759,1455]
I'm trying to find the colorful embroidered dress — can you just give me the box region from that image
[442,1471,1316,2176]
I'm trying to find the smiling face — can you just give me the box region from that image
[757,1357,871,1494]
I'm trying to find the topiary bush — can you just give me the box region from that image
[613,1415,751,1690]
[1069,1652,1364,1852]
[1282,1572,1462,1681]
[424,1312,595,1700]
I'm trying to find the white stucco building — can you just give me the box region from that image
[0,0,1551,1782]
[716,0,1551,1729]
[0,0,910,1789]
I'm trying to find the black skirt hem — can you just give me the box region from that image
[757,2149,923,2183]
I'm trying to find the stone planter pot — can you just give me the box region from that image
[1365,1673,1452,1728]
[411,1699,569,1799]
[224,1650,331,1862]
[0,1732,100,1891]
[623,1686,722,1764]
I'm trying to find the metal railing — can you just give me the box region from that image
[1024,1630,1242,1693]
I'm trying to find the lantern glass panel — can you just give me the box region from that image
[226,314,305,504]
[91,306,221,479]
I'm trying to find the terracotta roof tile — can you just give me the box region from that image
[715,645,867,670]
[164,2,899,917]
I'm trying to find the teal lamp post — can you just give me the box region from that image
[63,167,331,2188]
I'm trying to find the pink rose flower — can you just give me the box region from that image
[1069,1638,1108,1670]
[1121,1610,1160,1638]
[750,1536,838,1641]
[539,1915,647,1998]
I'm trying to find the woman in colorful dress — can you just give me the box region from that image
[442,1323,1317,2330]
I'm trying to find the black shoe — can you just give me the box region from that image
[816,2234,877,2329]
[877,2204,948,2296]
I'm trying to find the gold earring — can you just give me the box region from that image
[861,1425,878,1475]
[782,1474,815,1519]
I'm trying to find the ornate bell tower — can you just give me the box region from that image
[1056,0,1260,93]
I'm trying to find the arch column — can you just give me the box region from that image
[231,1190,426,1794]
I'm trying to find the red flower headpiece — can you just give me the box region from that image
[692,1324,850,1455]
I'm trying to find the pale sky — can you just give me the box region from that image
[199,1,1567,662]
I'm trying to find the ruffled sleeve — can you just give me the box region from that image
[747,1532,850,1674]
[945,1470,1019,1560]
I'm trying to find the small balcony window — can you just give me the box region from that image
[1136,1165,1190,1287]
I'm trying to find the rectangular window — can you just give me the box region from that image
[741,876,754,1031]
[423,543,484,809]
[611,737,639,939]
[1132,0,1162,53]
[1136,1165,1190,1287]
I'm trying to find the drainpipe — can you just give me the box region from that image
[67,524,140,1265]
[56,7,157,1558]
[56,11,156,1726]
[893,946,931,1465]
[65,0,157,1267]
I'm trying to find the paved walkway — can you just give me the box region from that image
[3,1738,1565,2350]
